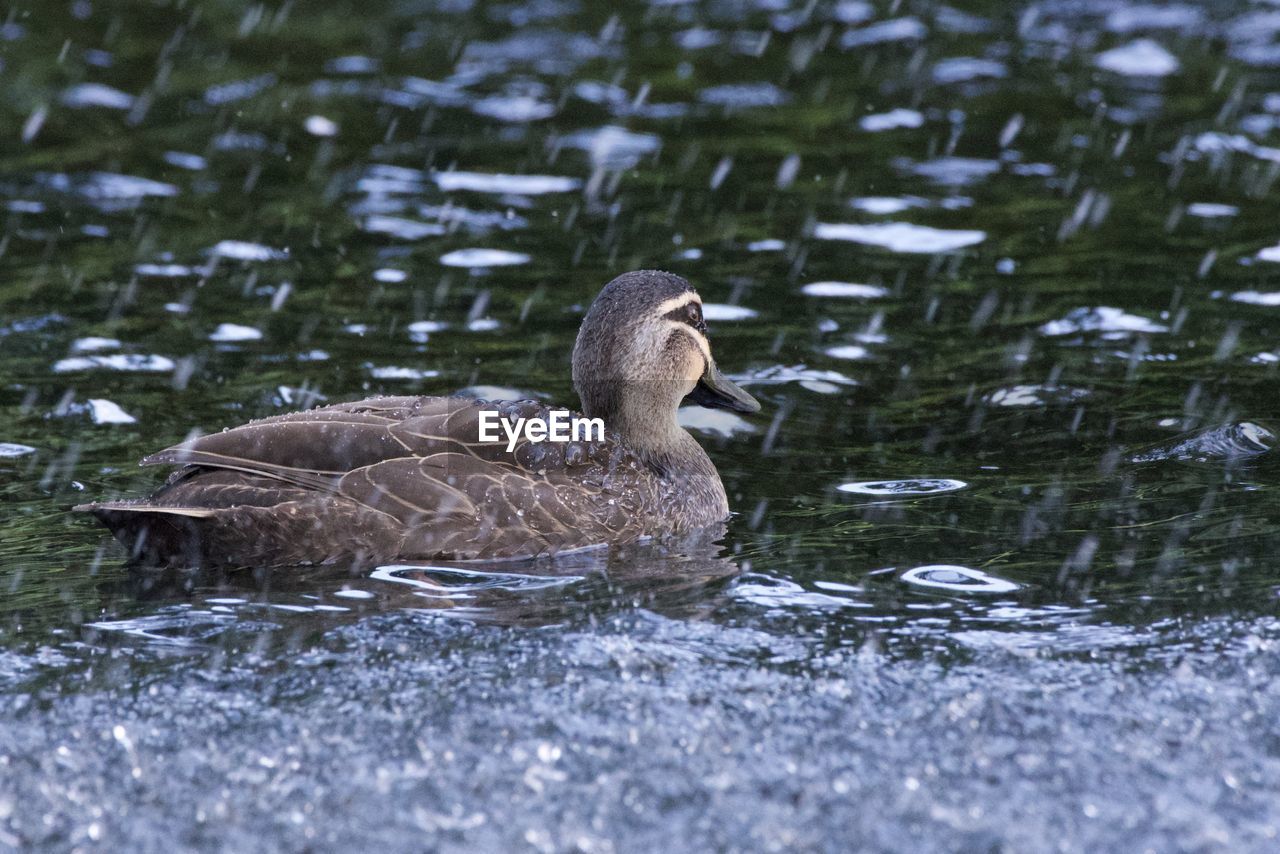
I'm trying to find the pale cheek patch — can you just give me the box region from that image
[664,320,712,365]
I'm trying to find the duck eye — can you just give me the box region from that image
[664,301,708,334]
[687,304,707,334]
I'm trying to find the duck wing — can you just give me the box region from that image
[83,396,664,562]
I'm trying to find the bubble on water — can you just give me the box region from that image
[735,364,857,393]
[434,172,581,195]
[894,156,1001,186]
[209,323,263,343]
[53,354,174,373]
[86,399,137,425]
[931,58,1007,85]
[697,83,791,109]
[849,196,926,214]
[1095,39,1180,77]
[367,365,441,381]
[824,344,869,360]
[801,282,889,299]
[373,268,408,283]
[675,27,723,50]
[1107,5,1205,34]
[901,565,1019,594]
[746,238,785,252]
[361,216,447,241]
[39,172,178,207]
[326,55,379,74]
[0,443,36,458]
[411,204,527,234]
[813,222,986,253]
[355,163,427,195]
[1191,132,1280,167]
[678,407,756,437]
[407,320,448,343]
[467,318,501,332]
[1040,307,1168,337]
[1228,291,1280,306]
[60,82,135,110]
[832,0,873,24]
[206,241,288,262]
[1186,203,1238,218]
[70,337,121,353]
[1255,243,1280,263]
[701,303,757,321]
[471,94,557,122]
[838,479,966,496]
[440,248,530,268]
[134,263,195,278]
[1250,352,1280,365]
[332,588,375,600]
[840,17,927,48]
[560,126,662,170]
[304,115,338,137]
[858,109,924,132]
[984,385,1090,407]
[571,80,628,105]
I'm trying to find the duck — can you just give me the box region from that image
[76,270,761,568]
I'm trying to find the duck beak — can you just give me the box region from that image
[687,359,760,414]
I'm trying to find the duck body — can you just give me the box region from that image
[78,271,760,568]
[83,395,727,567]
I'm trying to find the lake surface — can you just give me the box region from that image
[4,0,1280,849]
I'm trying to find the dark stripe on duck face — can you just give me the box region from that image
[661,295,707,335]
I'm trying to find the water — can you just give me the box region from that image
[3,0,1280,848]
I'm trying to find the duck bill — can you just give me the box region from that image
[687,361,760,414]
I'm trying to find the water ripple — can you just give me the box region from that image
[900,565,1020,594]
[838,479,966,496]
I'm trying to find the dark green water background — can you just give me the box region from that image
[3,1,1280,850]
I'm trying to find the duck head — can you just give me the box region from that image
[572,271,759,449]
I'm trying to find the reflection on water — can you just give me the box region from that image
[4,0,1280,846]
